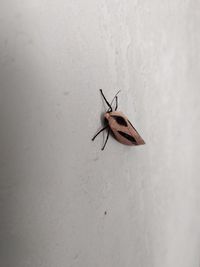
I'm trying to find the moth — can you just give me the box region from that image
[92,89,145,150]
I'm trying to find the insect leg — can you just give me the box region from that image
[101,128,110,150]
[115,96,118,111]
[100,89,112,111]
[92,125,108,141]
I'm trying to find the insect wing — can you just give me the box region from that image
[109,113,145,146]
[126,120,145,145]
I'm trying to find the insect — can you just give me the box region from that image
[92,89,145,150]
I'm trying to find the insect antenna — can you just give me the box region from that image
[115,96,118,110]
[108,90,121,112]
[100,89,112,112]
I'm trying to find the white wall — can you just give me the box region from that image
[0,1,200,267]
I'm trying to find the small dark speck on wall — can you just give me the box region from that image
[63,91,70,96]
[73,253,79,260]
[104,211,107,215]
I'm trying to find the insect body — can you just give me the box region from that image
[92,89,145,150]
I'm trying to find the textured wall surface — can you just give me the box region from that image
[0,1,200,267]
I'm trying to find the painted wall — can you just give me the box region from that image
[0,1,200,266]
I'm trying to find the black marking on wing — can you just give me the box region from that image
[128,120,139,134]
[118,131,137,143]
[111,115,128,127]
